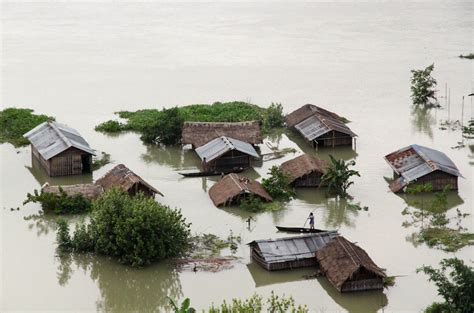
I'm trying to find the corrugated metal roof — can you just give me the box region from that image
[294,115,356,142]
[249,232,338,264]
[195,136,260,162]
[24,122,95,160]
[384,144,462,188]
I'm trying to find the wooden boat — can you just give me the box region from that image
[179,167,244,177]
[275,226,332,233]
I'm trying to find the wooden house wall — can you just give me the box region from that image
[208,150,250,170]
[293,172,323,187]
[250,247,317,271]
[314,131,353,147]
[340,278,384,292]
[402,170,458,191]
[31,145,52,176]
[32,146,93,177]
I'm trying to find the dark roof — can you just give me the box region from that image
[315,236,386,291]
[249,232,338,265]
[280,154,328,183]
[24,122,95,160]
[42,184,103,200]
[195,136,260,162]
[384,144,462,192]
[182,121,262,148]
[285,104,345,128]
[95,164,163,196]
[208,173,272,206]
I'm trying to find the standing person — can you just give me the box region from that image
[202,157,208,172]
[307,212,315,229]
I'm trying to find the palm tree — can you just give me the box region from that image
[321,155,360,198]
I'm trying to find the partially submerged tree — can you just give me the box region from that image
[264,102,285,129]
[410,64,438,108]
[321,155,360,198]
[261,166,295,202]
[417,258,474,313]
[140,107,184,145]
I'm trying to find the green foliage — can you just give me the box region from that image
[383,276,396,288]
[56,188,191,267]
[264,103,285,129]
[208,292,308,312]
[56,219,72,252]
[0,107,54,147]
[462,119,474,139]
[24,188,91,214]
[94,120,126,133]
[239,195,285,212]
[418,258,474,313]
[261,166,295,202]
[410,64,438,108]
[139,107,184,144]
[321,155,360,198]
[459,53,474,59]
[91,152,111,171]
[168,297,196,313]
[188,232,241,258]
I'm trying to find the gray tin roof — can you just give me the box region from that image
[384,144,462,189]
[195,136,260,162]
[249,232,338,264]
[294,115,356,142]
[24,122,95,160]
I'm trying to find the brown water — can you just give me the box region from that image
[1,1,473,312]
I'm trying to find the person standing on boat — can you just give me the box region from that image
[307,212,315,229]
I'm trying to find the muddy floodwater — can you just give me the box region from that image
[1,1,473,312]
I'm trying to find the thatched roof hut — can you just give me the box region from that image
[280,154,328,187]
[42,184,103,200]
[315,236,386,292]
[285,104,344,128]
[95,164,163,197]
[208,173,272,206]
[182,121,262,148]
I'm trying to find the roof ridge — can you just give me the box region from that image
[49,122,72,148]
[411,144,438,171]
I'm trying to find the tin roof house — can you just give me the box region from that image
[384,144,462,192]
[24,122,95,177]
[285,104,356,148]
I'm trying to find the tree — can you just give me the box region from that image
[140,107,184,145]
[321,155,360,198]
[410,64,438,107]
[261,166,295,202]
[264,103,285,129]
[417,258,474,313]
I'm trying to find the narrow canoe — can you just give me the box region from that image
[179,167,244,177]
[275,226,332,233]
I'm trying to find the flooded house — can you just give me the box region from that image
[384,144,462,192]
[195,136,260,171]
[249,232,338,271]
[181,121,262,148]
[95,164,163,197]
[285,104,356,148]
[280,153,328,187]
[315,236,386,292]
[42,184,103,200]
[24,121,95,177]
[208,173,272,206]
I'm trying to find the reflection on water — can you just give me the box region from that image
[26,156,93,186]
[318,277,388,313]
[24,212,88,238]
[411,106,437,138]
[246,261,313,287]
[141,144,198,169]
[398,190,464,212]
[57,254,182,312]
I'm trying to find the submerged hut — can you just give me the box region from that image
[280,154,328,187]
[42,184,103,200]
[95,164,163,197]
[285,104,356,148]
[249,232,338,271]
[208,173,272,206]
[384,144,462,192]
[196,136,260,171]
[315,236,386,292]
[182,121,262,148]
[24,122,95,177]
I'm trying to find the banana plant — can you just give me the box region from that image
[321,155,360,198]
[168,297,196,313]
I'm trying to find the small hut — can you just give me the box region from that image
[315,236,386,292]
[42,184,103,200]
[196,136,260,171]
[95,164,163,197]
[280,154,328,187]
[182,121,262,148]
[384,144,462,192]
[249,232,338,271]
[24,122,95,177]
[208,173,272,206]
[285,104,356,148]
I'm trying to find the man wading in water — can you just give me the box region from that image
[307,212,315,229]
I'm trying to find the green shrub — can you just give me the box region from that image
[56,188,191,267]
[321,155,360,198]
[139,107,184,144]
[24,188,92,214]
[208,292,308,312]
[94,120,126,133]
[261,166,295,202]
[0,107,54,147]
[56,219,72,252]
[410,64,438,107]
[264,103,285,129]
[91,152,111,170]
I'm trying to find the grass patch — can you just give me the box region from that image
[0,108,54,147]
[419,227,474,252]
[239,195,286,212]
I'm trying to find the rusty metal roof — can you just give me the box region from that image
[248,232,338,264]
[195,136,260,163]
[24,122,95,160]
[294,115,356,141]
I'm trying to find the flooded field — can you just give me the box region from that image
[1,1,473,312]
